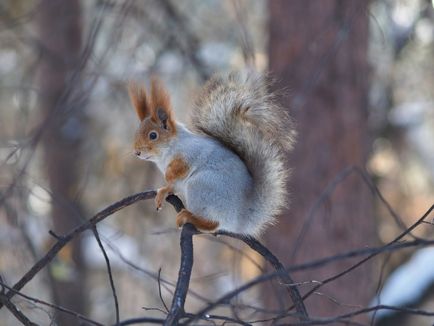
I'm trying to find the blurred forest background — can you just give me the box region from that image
[0,0,433,325]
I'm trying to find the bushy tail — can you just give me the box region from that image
[190,70,295,234]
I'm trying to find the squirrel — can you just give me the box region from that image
[129,70,295,236]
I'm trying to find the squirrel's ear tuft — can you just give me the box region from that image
[150,77,176,131]
[128,82,150,121]
[157,108,169,129]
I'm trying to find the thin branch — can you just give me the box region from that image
[290,165,418,261]
[186,205,433,324]
[118,317,165,325]
[201,235,264,272]
[157,0,211,81]
[91,225,120,325]
[215,230,308,320]
[100,235,213,305]
[287,239,433,274]
[0,190,156,309]
[163,194,308,324]
[158,268,170,313]
[297,204,434,305]
[282,304,434,325]
[0,277,38,326]
[0,279,103,326]
[183,312,252,325]
[3,187,432,326]
[0,295,37,326]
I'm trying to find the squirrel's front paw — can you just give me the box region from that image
[155,186,170,211]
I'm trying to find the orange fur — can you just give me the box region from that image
[155,185,173,210]
[129,82,150,121]
[130,79,216,230]
[129,78,176,132]
[176,209,219,231]
[165,156,189,183]
[154,157,189,210]
[149,77,176,131]
[134,118,176,157]
[153,157,189,210]
[131,79,178,159]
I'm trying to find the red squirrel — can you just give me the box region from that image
[129,70,295,236]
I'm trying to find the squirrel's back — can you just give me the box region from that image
[190,70,295,235]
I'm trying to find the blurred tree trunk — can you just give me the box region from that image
[266,0,377,320]
[36,0,87,324]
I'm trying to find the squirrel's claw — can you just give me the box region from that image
[155,185,172,211]
[155,194,164,211]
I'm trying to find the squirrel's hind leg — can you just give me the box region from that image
[176,209,219,231]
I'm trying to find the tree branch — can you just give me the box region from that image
[163,194,308,324]
[164,223,198,325]
[91,225,120,325]
[215,230,308,320]
[163,195,196,325]
[0,190,156,310]
[2,188,432,325]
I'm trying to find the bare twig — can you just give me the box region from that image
[185,205,433,325]
[157,0,210,81]
[157,268,170,313]
[91,225,120,325]
[290,166,419,262]
[2,187,432,325]
[0,190,156,309]
[101,236,213,305]
[0,294,38,326]
[215,230,308,320]
[299,204,434,303]
[282,304,434,325]
[0,279,103,326]
[0,276,37,326]
[118,317,169,325]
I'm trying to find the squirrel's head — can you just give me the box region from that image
[129,78,176,161]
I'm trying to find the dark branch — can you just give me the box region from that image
[163,195,196,325]
[163,195,308,324]
[0,279,103,326]
[296,204,434,306]
[215,231,308,320]
[164,223,198,325]
[4,187,432,326]
[0,190,156,310]
[91,225,120,325]
[157,268,170,313]
[0,283,38,326]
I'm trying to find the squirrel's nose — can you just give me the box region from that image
[135,150,141,156]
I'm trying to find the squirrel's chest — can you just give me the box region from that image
[161,155,192,199]
[156,135,219,191]
[164,155,190,183]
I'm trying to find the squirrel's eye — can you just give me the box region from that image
[149,131,158,140]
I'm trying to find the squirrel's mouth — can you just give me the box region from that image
[140,154,152,160]
[135,154,151,160]
[134,150,152,160]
